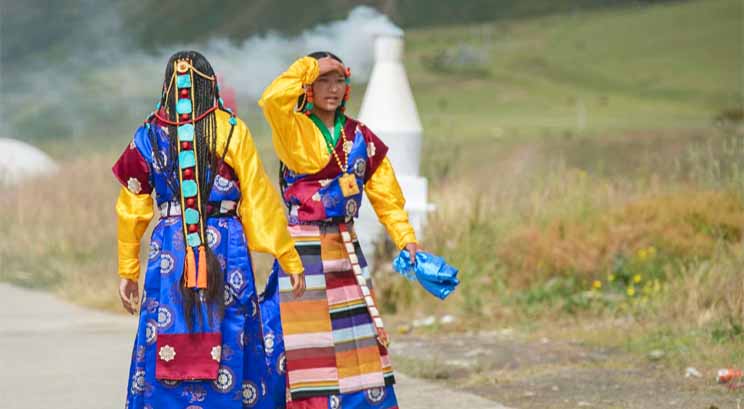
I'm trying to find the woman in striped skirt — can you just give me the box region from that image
[258,52,420,409]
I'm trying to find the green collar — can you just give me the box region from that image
[309,113,346,154]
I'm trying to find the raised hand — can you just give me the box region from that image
[317,57,345,77]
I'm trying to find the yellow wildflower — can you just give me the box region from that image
[608,274,615,282]
[592,280,602,290]
[637,248,648,261]
[633,274,642,284]
[627,286,636,297]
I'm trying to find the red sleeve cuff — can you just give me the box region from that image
[112,141,153,194]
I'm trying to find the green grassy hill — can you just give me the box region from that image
[405,0,740,144]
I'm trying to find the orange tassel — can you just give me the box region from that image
[185,246,197,288]
[197,245,208,289]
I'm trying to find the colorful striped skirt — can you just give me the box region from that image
[269,222,398,409]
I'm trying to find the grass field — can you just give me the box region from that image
[408,0,740,136]
[1,0,742,375]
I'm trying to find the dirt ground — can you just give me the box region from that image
[390,330,743,409]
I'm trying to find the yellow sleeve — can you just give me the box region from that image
[116,187,154,281]
[364,157,418,249]
[257,56,330,174]
[222,115,304,275]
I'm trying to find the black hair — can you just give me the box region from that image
[148,50,229,330]
[307,51,343,64]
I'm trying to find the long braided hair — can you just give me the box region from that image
[147,50,233,330]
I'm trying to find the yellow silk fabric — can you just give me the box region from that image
[259,57,418,250]
[365,157,418,249]
[258,56,331,174]
[115,187,154,281]
[116,110,304,280]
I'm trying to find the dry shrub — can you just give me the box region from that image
[662,248,744,330]
[499,190,744,287]
[0,152,122,309]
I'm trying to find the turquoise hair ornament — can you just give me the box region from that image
[176,99,192,115]
[176,74,191,89]
[186,233,202,247]
[179,151,196,169]
[177,124,195,141]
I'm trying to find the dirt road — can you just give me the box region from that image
[0,283,506,409]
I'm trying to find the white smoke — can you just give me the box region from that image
[203,6,402,99]
[3,6,402,143]
[105,5,403,97]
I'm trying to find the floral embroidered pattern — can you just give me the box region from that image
[264,332,275,355]
[228,270,244,292]
[127,177,142,194]
[212,367,235,393]
[145,321,157,345]
[213,175,234,192]
[353,158,366,178]
[158,345,176,362]
[159,252,175,275]
[367,141,376,158]
[366,387,386,404]
[277,352,287,374]
[131,369,146,394]
[148,240,161,260]
[206,226,221,249]
[157,306,173,329]
[343,140,354,155]
[241,381,258,407]
[210,345,222,362]
[345,198,358,218]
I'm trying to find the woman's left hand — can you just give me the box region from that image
[404,242,421,265]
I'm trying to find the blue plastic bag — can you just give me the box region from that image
[393,250,460,300]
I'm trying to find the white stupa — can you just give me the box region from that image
[357,33,432,265]
[0,138,58,186]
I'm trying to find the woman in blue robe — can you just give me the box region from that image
[113,50,305,409]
